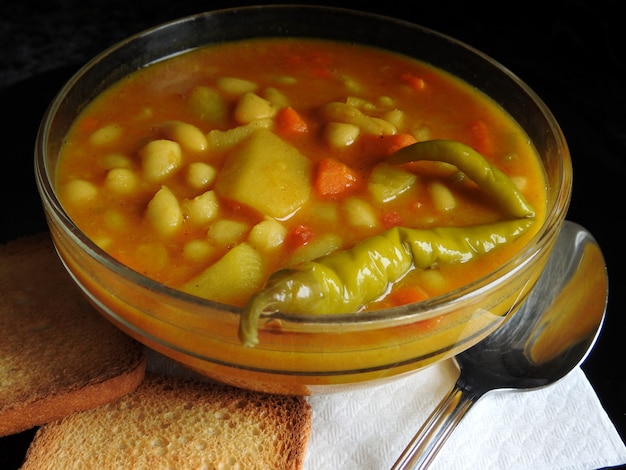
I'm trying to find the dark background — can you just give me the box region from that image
[1,1,624,468]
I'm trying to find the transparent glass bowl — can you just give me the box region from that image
[35,5,572,395]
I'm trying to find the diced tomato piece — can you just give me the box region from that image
[381,211,403,228]
[286,224,315,251]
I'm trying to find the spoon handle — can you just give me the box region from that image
[390,379,483,470]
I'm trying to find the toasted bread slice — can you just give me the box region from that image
[0,232,146,437]
[22,372,312,469]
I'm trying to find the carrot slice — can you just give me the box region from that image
[357,133,418,162]
[400,73,426,91]
[314,157,359,198]
[275,106,308,135]
[470,119,493,156]
[381,133,418,156]
[78,116,101,134]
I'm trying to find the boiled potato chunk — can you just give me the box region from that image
[368,162,416,203]
[181,242,264,305]
[216,129,311,218]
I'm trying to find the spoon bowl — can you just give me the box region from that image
[392,220,608,469]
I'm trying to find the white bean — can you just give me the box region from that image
[89,124,122,146]
[100,152,133,170]
[62,179,98,205]
[429,182,457,212]
[139,139,182,183]
[262,87,290,107]
[183,239,217,262]
[182,190,219,226]
[186,162,217,191]
[162,121,207,153]
[324,122,360,148]
[216,77,257,95]
[145,186,182,236]
[234,92,277,124]
[207,219,250,247]
[188,86,227,124]
[105,168,138,195]
[248,218,287,251]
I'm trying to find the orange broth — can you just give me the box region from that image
[56,38,547,311]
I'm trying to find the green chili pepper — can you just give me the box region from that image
[239,219,534,346]
[239,139,537,347]
[388,139,535,218]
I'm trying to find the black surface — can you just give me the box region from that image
[1,1,624,468]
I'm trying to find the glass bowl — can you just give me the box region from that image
[35,5,572,395]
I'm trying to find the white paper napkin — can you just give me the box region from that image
[146,350,626,470]
[304,361,626,470]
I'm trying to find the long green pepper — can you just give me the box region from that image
[239,140,537,347]
[388,139,535,218]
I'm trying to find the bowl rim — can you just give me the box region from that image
[35,3,573,329]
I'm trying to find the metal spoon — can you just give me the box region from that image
[391,220,609,470]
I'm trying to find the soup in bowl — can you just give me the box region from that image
[36,5,572,395]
